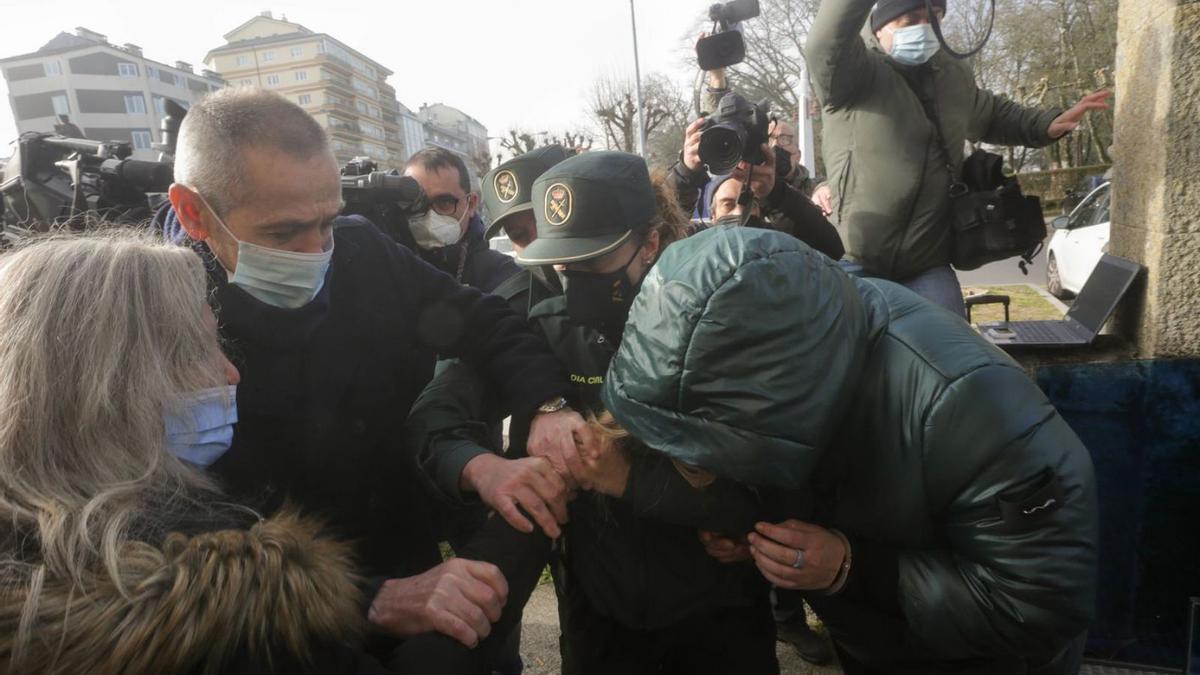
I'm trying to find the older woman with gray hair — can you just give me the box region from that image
[0,231,395,674]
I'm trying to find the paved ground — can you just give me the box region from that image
[958,247,1049,287]
[517,586,1167,675]
[518,583,844,674]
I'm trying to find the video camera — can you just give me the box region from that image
[0,132,174,244]
[0,103,186,245]
[339,157,428,246]
[699,92,771,174]
[695,0,761,71]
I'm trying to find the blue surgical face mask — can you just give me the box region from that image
[888,23,941,66]
[193,192,334,309]
[164,385,238,468]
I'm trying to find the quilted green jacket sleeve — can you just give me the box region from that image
[901,363,1098,660]
[970,86,1063,148]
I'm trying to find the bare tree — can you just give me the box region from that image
[955,0,1116,170]
[494,129,596,166]
[588,72,688,158]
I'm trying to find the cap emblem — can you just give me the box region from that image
[494,170,519,204]
[545,182,573,226]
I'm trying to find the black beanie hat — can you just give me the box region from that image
[871,0,947,32]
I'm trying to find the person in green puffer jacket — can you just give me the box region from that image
[587,226,1097,675]
[808,0,1110,316]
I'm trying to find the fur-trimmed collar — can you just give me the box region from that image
[1,511,366,674]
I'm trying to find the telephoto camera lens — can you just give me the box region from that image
[699,125,747,175]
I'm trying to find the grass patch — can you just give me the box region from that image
[963,284,1064,323]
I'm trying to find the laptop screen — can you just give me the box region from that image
[1066,255,1141,335]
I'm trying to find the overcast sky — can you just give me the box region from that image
[1,0,713,154]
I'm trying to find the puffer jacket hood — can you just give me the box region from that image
[601,226,871,489]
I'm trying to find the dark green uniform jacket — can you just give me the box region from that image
[808,0,1063,280]
[603,226,1098,673]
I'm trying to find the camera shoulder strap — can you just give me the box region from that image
[900,69,966,196]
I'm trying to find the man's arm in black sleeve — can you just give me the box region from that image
[668,157,711,217]
[766,180,846,259]
[394,243,569,419]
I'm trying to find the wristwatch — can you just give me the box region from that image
[537,396,570,415]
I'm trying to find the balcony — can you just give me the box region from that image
[320,71,355,96]
[320,100,358,116]
[318,52,353,73]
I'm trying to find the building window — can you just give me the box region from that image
[298,94,312,105]
[173,73,183,87]
[236,54,250,66]
[131,130,152,150]
[118,62,138,77]
[295,70,308,81]
[241,78,253,86]
[262,51,275,62]
[51,94,69,116]
[153,96,165,116]
[44,61,62,76]
[147,66,159,79]
[124,94,146,114]
[291,46,303,58]
[265,74,280,85]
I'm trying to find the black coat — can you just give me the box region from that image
[204,216,568,581]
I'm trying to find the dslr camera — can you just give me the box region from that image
[695,0,761,71]
[699,92,771,175]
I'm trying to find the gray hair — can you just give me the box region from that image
[0,229,227,666]
[174,87,332,216]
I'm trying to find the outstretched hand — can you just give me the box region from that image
[1048,89,1111,139]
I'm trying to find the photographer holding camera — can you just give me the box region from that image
[808,0,1110,316]
[669,94,844,261]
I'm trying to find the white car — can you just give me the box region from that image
[1046,182,1110,298]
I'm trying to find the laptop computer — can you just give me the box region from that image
[978,254,1142,349]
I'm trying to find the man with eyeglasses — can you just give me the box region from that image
[769,119,818,198]
[402,146,520,294]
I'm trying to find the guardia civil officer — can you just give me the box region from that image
[515,153,779,675]
[480,145,570,314]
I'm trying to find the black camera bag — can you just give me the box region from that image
[948,149,1047,271]
[907,81,1047,272]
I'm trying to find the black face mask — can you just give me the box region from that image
[564,246,642,342]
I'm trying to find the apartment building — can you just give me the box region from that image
[418,102,490,177]
[206,12,406,167]
[1,27,223,160]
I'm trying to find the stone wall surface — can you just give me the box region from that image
[1111,0,1200,357]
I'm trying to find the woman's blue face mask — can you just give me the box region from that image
[164,385,238,468]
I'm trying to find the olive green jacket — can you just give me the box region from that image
[807,0,1063,280]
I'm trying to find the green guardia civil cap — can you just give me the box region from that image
[482,145,570,240]
[516,151,657,266]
